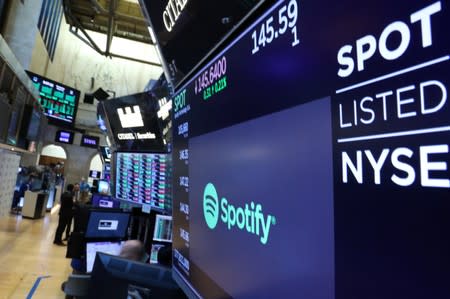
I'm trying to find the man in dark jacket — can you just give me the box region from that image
[54,184,74,246]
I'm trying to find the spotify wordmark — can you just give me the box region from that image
[203,183,276,245]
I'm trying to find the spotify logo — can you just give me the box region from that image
[203,183,219,229]
[202,182,276,245]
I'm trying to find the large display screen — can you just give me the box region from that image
[115,152,172,211]
[26,70,79,126]
[171,1,450,298]
[100,92,166,152]
[139,0,262,87]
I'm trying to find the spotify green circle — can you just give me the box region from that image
[203,183,219,229]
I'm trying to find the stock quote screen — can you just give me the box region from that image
[115,152,172,211]
[26,71,79,126]
[171,1,450,298]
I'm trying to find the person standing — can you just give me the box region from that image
[64,183,79,241]
[54,184,74,246]
[73,183,80,202]
[80,177,90,193]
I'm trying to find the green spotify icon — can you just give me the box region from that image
[203,183,219,229]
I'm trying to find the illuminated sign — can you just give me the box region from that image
[117,105,144,128]
[55,130,74,144]
[80,135,99,148]
[337,2,442,78]
[117,132,156,140]
[162,0,189,32]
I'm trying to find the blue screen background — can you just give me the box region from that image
[189,98,334,298]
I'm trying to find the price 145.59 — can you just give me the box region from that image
[251,0,299,55]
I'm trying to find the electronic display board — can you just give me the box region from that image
[80,134,99,148]
[115,152,172,211]
[99,146,111,163]
[26,70,79,126]
[55,130,74,144]
[171,1,450,298]
[139,0,263,87]
[100,92,166,152]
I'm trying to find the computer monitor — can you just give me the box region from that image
[86,241,123,273]
[89,170,101,179]
[85,211,130,239]
[88,252,186,299]
[98,180,109,194]
[149,244,165,264]
[153,215,172,243]
[92,194,120,209]
[115,152,172,212]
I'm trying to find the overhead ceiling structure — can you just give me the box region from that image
[62,0,161,66]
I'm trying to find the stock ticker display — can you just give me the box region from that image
[171,0,450,298]
[115,152,172,211]
[26,70,79,126]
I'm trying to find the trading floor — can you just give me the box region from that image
[0,207,70,299]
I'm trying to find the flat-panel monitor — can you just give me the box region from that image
[92,194,120,209]
[85,211,130,239]
[26,70,79,127]
[149,244,165,264]
[99,92,166,152]
[86,241,123,273]
[55,130,74,144]
[139,0,263,87]
[89,170,101,179]
[88,252,185,299]
[170,1,450,298]
[99,146,111,163]
[98,180,109,194]
[80,134,99,148]
[115,152,172,211]
[153,215,172,242]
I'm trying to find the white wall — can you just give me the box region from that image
[1,0,42,68]
[0,150,21,217]
[30,15,162,98]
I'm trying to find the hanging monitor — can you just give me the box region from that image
[100,92,166,152]
[55,130,74,144]
[26,70,80,127]
[139,0,264,87]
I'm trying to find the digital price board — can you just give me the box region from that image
[26,70,80,126]
[171,1,450,298]
[115,152,172,211]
